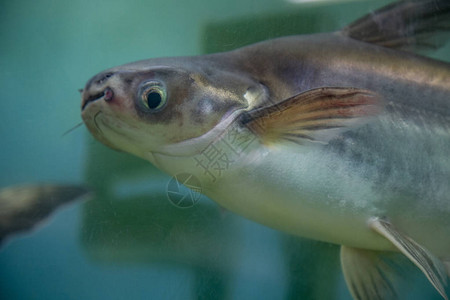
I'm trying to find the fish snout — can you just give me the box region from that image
[81,72,116,111]
[81,87,114,111]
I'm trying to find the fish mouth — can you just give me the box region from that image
[81,90,106,111]
[81,87,113,111]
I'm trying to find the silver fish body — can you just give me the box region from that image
[141,32,450,254]
[81,1,450,298]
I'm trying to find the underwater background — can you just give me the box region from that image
[1,0,449,299]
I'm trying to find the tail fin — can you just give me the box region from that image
[340,0,450,53]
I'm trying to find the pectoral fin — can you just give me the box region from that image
[341,246,397,300]
[240,87,382,145]
[369,217,449,300]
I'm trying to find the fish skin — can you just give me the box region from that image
[81,1,450,254]
[231,32,450,113]
[81,0,450,298]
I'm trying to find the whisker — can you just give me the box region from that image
[62,122,84,137]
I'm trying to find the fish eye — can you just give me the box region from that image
[139,81,167,112]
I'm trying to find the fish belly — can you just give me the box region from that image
[206,115,450,257]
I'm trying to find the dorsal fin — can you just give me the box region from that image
[340,0,450,53]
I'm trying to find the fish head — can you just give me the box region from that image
[81,58,266,161]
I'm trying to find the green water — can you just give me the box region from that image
[1,0,448,299]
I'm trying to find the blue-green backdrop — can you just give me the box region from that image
[1,0,448,299]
